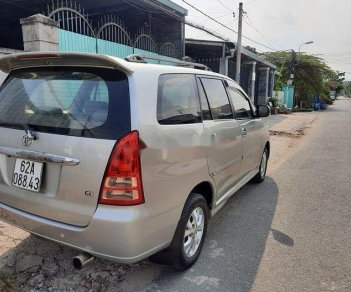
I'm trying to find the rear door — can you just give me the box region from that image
[198,77,243,200]
[0,67,130,227]
[226,84,264,176]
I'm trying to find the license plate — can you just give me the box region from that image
[12,159,43,192]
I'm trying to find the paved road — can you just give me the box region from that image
[251,99,351,292]
[1,100,350,291]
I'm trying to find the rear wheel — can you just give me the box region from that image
[149,193,209,270]
[252,147,268,183]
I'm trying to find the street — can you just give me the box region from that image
[1,100,350,291]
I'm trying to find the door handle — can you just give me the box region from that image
[241,128,248,136]
[0,145,80,166]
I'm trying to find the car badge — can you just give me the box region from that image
[22,130,37,147]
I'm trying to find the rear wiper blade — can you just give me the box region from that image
[0,121,37,138]
[22,123,37,140]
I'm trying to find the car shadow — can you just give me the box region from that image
[141,176,280,291]
[0,176,280,291]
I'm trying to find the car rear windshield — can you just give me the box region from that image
[0,67,130,139]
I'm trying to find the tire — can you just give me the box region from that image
[149,193,209,270]
[252,147,268,183]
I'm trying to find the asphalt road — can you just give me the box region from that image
[1,99,350,291]
[250,99,351,292]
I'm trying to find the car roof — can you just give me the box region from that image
[0,51,236,83]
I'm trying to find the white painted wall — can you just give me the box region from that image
[273,91,284,106]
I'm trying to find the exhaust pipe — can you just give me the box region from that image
[73,252,95,270]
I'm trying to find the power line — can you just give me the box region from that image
[121,0,230,43]
[180,0,279,51]
[216,0,234,13]
[180,0,238,34]
[143,0,232,42]
[192,12,234,19]
[243,18,276,49]
[125,0,278,53]
[185,19,231,42]
[244,14,286,50]
[195,12,234,27]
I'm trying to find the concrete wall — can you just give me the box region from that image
[0,47,23,85]
[21,14,59,52]
[273,91,284,105]
[0,14,58,86]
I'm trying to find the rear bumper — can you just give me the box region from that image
[0,202,181,263]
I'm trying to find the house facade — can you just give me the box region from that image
[0,0,275,105]
[186,39,277,105]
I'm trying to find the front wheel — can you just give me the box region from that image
[149,193,209,270]
[252,147,268,183]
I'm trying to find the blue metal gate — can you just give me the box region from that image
[282,84,294,109]
[49,1,180,60]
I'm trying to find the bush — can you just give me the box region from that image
[269,97,280,107]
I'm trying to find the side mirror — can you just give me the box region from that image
[257,105,270,117]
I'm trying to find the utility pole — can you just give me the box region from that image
[235,2,243,83]
[288,49,296,84]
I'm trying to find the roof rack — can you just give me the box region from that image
[125,54,212,71]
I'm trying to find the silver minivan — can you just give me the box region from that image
[0,52,270,270]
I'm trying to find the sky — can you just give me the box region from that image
[171,0,351,80]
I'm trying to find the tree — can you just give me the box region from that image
[327,71,345,95]
[262,51,337,105]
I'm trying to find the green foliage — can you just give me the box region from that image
[262,51,340,105]
[274,62,285,91]
[328,71,345,93]
[320,93,333,105]
[269,96,280,107]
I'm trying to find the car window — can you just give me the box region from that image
[90,81,109,103]
[227,87,254,119]
[200,78,233,120]
[197,78,212,120]
[157,74,201,125]
[0,67,130,139]
[1,71,109,129]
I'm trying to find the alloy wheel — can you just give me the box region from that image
[183,207,205,258]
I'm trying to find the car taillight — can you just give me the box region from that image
[99,131,144,206]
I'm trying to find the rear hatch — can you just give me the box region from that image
[0,61,131,226]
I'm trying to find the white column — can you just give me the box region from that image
[243,61,257,102]
[20,14,59,52]
[219,58,229,76]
